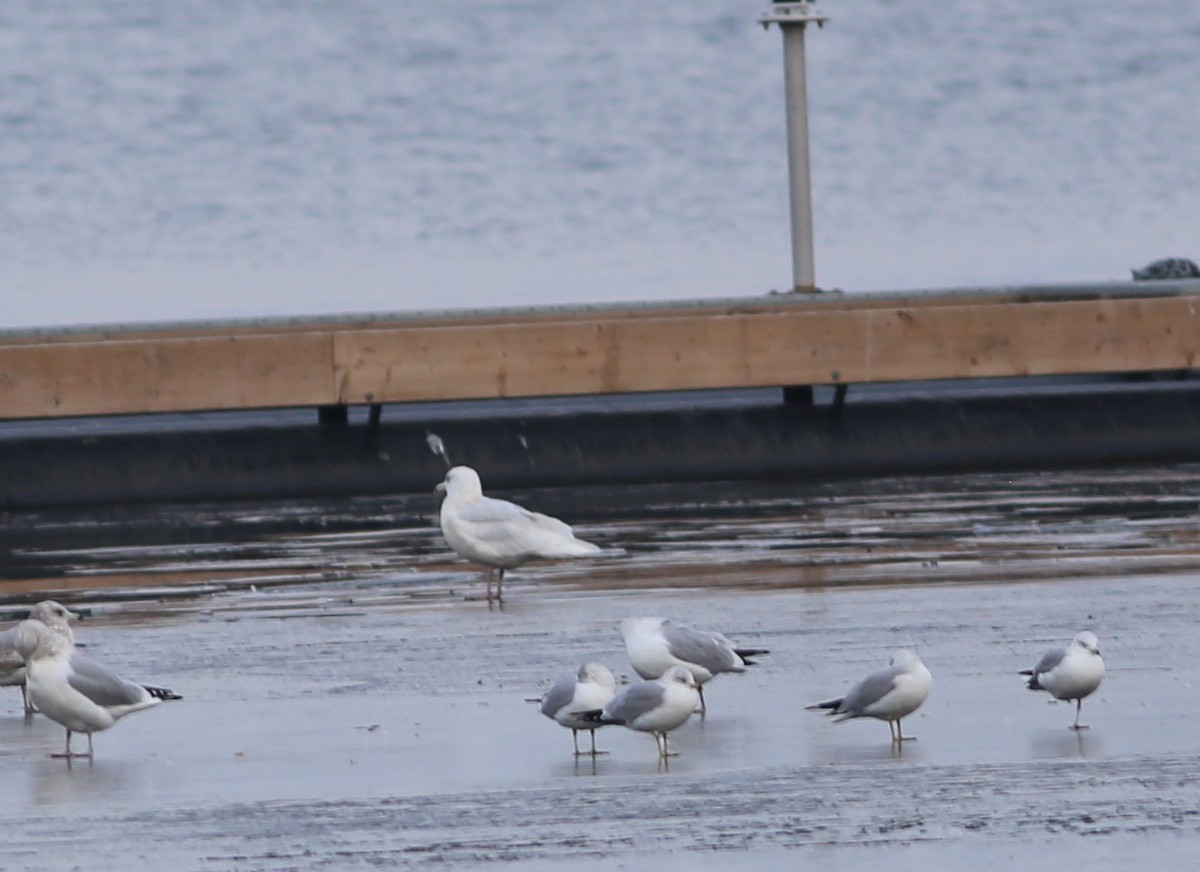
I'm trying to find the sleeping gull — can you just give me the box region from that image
[0,600,79,714]
[619,616,769,715]
[807,649,932,743]
[539,662,617,756]
[1020,630,1105,730]
[436,465,601,602]
[582,665,700,758]
[25,632,182,759]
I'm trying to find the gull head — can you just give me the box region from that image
[29,600,79,628]
[663,665,698,688]
[437,466,483,500]
[1071,631,1101,656]
[578,662,617,691]
[889,649,923,670]
[619,616,666,639]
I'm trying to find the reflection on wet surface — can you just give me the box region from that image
[2,465,1200,869]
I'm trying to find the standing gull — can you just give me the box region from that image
[582,665,701,758]
[1020,630,1105,730]
[619,616,769,715]
[436,465,601,602]
[539,662,617,756]
[807,649,932,743]
[0,600,79,714]
[25,633,182,759]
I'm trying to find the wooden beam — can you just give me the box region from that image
[0,333,335,418]
[0,292,1196,420]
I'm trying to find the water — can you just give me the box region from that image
[2,1,1198,329]
[3,464,1200,870]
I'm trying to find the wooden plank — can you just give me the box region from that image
[0,333,336,419]
[6,280,1194,346]
[333,296,1200,403]
[0,293,1197,420]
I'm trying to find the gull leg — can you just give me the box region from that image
[21,684,36,716]
[51,729,74,758]
[588,728,608,756]
[895,719,917,742]
[496,568,505,603]
[483,567,494,602]
[1068,699,1090,731]
[658,732,679,758]
[86,732,94,758]
[696,685,707,717]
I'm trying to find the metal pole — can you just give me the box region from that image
[761,2,827,293]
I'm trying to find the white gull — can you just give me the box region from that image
[25,632,183,759]
[437,465,601,602]
[807,649,932,743]
[619,616,769,715]
[538,662,617,756]
[1020,630,1105,730]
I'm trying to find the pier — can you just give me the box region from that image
[2,281,1199,421]
[2,281,1200,509]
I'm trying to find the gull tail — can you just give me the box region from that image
[735,647,770,665]
[142,685,183,701]
[1018,670,1042,691]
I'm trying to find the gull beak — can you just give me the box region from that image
[435,482,446,494]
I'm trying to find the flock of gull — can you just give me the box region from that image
[1,465,1107,760]
[434,464,1107,757]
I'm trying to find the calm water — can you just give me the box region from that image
[2,0,1198,329]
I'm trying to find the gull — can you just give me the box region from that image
[582,665,700,758]
[0,600,79,714]
[436,465,601,602]
[25,632,182,759]
[619,616,769,715]
[538,662,617,756]
[1020,630,1105,730]
[807,649,932,743]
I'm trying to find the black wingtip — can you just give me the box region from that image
[143,685,183,701]
[805,697,843,713]
[735,647,770,665]
[577,708,623,726]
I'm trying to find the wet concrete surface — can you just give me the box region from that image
[3,466,1200,869]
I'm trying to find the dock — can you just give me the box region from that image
[3,281,1199,421]
[2,280,1200,509]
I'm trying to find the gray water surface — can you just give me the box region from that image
[3,1,1198,327]
[2,465,1200,869]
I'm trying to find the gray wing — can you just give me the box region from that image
[66,652,148,707]
[605,682,666,723]
[840,666,899,716]
[539,674,576,719]
[1031,647,1066,675]
[663,625,739,674]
